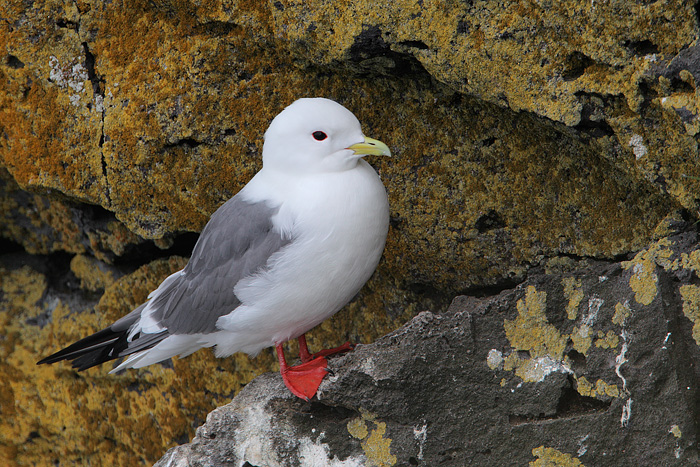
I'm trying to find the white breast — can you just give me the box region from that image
[215,160,389,351]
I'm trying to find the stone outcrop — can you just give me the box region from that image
[1,1,700,465]
[156,229,700,466]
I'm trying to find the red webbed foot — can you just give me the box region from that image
[279,354,329,400]
[275,335,357,400]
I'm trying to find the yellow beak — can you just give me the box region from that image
[346,137,392,157]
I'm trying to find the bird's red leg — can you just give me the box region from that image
[275,343,328,401]
[297,334,313,363]
[297,334,355,364]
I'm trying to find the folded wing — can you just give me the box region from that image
[38,196,289,371]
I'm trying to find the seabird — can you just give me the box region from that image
[38,97,391,400]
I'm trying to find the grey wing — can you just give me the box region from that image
[146,195,290,334]
[35,197,290,371]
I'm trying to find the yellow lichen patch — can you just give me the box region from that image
[274,0,694,134]
[0,266,46,312]
[612,301,631,326]
[2,0,679,291]
[562,277,583,320]
[530,446,585,467]
[0,266,49,459]
[651,212,682,239]
[504,286,566,360]
[364,422,396,467]
[670,249,700,275]
[658,92,700,136]
[679,285,700,345]
[576,376,620,399]
[347,417,369,440]
[502,352,522,372]
[499,287,580,382]
[89,221,145,262]
[544,257,577,275]
[1,257,276,466]
[682,250,700,273]
[347,410,397,467]
[70,255,119,291]
[570,325,592,355]
[0,174,146,261]
[621,238,674,305]
[594,330,619,349]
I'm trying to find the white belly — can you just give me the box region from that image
[214,160,389,354]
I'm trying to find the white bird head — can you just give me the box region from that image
[262,97,391,173]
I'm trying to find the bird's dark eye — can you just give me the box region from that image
[312,131,327,141]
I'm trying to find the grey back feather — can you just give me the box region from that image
[146,196,290,335]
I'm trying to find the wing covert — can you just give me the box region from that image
[148,196,289,334]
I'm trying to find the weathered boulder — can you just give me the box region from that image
[156,229,700,466]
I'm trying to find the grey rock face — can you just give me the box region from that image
[156,231,700,467]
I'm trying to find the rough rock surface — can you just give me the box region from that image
[2,0,694,291]
[156,229,700,467]
[2,1,700,465]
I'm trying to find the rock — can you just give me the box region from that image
[0,170,150,261]
[0,254,276,465]
[156,230,700,466]
[2,1,700,465]
[0,1,691,291]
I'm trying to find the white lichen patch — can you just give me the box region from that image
[231,405,293,466]
[361,357,377,376]
[486,349,503,370]
[577,434,589,457]
[620,398,633,427]
[628,134,647,159]
[570,296,605,354]
[413,424,427,461]
[515,355,572,383]
[583,297,603,326]
[49,56,89,107]
[615,330,630,391]
[299,436,365,466]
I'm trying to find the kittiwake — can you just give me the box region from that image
[38,97,391,400]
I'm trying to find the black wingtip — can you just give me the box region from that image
[37,325,171,371]
[37,327,125,370]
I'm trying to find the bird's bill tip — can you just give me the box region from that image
[346,136,392,157]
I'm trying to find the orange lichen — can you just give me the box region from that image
[1,251,411,466]
[0,257,276,465]
[69,255,119,291]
